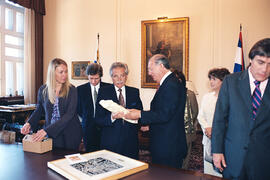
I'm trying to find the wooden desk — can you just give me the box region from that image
[0,104,36,124]
[0,143,224,180]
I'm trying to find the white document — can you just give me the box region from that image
[65,153,87,164]
[99,100,138,124]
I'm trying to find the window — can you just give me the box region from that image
[0,0,24,96]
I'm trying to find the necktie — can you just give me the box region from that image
[118,88,125,107]
[93,87,98,104]
[252,80,262,119]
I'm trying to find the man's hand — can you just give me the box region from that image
[21,123,31,135]
[32,129,47,142]
[112,112,125,119]
[205,127,212,138]
[213,153,227,172]
[124,109,141,120]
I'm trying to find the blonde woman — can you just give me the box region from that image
[198,68,230,176]
[21,58,82,150]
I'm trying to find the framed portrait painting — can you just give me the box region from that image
[141,17,189,88]
[71,61,90,80]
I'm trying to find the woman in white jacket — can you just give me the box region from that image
[198,68,230,176]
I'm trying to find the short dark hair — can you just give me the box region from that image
[248,38,270,60]
[86,63,103,77]
[173,69,186,87]
[208,68,230,81]
[151,54,170,69]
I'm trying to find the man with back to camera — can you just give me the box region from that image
[212,38,270,179]
[95,62,143,159]
[124,54,187,168]
[77,63,110,152]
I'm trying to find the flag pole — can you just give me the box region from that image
[239,24,244,71]
[96,33,100,64]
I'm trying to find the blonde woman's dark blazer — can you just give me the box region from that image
[27,85,82,150]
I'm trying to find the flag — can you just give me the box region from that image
[233,27,245,72]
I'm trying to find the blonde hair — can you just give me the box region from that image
[44,58,71,104]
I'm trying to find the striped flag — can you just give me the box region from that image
[233,26,245,72]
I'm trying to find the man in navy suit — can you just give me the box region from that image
[125,54,187,168]
[212,38,270,180]
[95,62,143,159]
[77,63,110,152]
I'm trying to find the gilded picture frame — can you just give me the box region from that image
[141,17,189,88]
[71,61,90,80]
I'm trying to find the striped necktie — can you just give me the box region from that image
[252,80,261,119]
[118,88,125,107]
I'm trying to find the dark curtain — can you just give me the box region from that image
[8,0,45,97]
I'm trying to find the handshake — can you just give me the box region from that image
[99,100,141,123]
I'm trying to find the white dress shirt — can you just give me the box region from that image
[198,91,218,145]
[248,68,268,97]
[111,85,126,122]
[114,85,126,105]
[90,83,100,115]
[160,71,172,86]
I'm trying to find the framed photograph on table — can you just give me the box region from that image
[71,61,90,80]
[48,150,148,180]
[141,17,189,88]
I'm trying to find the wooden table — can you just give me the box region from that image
[0,104,36,124]
[0,143,224,180]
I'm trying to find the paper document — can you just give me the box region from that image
[99,100,138,124]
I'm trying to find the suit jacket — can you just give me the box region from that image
[77,81,110,152]
[95,84,143,159]
[212,70,270,179]
[28,85,82,150]
[140,73,187,168]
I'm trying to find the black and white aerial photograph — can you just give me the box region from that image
[71,157,123,176]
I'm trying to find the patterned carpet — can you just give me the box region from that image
[139,131,203,172]
[187,132,203,172]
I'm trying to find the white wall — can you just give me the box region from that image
[44,0,117,85]
[44,0,270,109]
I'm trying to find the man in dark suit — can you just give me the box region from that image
[77,63,110,152]
[95,62,143,159]
[212,38,270,180]
[125,54,187,168]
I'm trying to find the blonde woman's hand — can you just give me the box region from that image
[21,123,31,135]
[32,129,47,142]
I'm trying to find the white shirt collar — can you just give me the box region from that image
[114,85,126,97]
[114,85,126,102]
[160,71,172,86]
[114,85,126,92]
[90,82,100,93]
[90,82,100,116]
